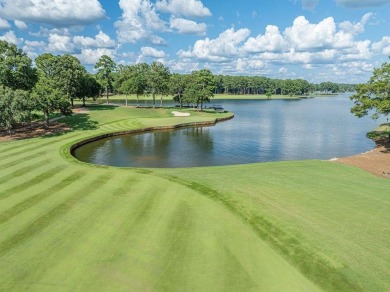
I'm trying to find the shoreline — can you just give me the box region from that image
[2,104,388,178]
[69,114,234,157]
[333,138,390,178]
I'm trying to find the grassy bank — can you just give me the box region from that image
[367,123,390,142]
[0,104,389,291]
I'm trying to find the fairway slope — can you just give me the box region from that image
[1,105,389,291]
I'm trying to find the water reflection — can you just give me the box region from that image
[75,126,215,168]
[73,95,385,168]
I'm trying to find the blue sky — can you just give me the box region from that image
[0,0,389,83]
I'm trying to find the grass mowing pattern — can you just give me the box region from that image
[0,171,85,225]
[160,161,390,291]
[151,172,360,291]
[0,104,389,291]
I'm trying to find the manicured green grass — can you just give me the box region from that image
[1,104,389,291]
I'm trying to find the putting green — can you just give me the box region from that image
[0,105,389,291]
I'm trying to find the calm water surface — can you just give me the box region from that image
[74,94,385,168]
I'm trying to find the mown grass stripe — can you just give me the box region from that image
[153,172,362,292]
[0,159,51,185]
[0,165,68,200]
[0,133,80,160]
[6,174,141,286]
[155,201,194,291]
[0,171,85,225]
[0,151,47,169]
[0,173,112,256]
[0,143,51,160]
[0,139,43,155]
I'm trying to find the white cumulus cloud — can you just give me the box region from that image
[372,36,390,55]
[14,20,28,30]
[170,17,207,35]
[178,28,251,62]
[75,48,115,65]
[0,17,10,30]
[73,31,116,49]
[242,25,285,53]
[115,0,166,44]
[284,16,336,51]
[0,30,22,44]
[48,34,74,53]
[140,46,166,58]
[156,0,211,17]
[0,0,106,26]
[178,13,378,78]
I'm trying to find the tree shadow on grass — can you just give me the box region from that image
[40,115,99,139]
[62,114,99,131]
[83,104,117,111]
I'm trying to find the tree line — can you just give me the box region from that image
[111,66,355,106]
[0,41,101,134]
[0,40,357,135]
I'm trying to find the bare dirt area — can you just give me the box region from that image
[0,122,71,142]
[0,108,87,142]
[335,138,390,178]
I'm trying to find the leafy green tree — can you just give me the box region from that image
[117,63,149,106]
[133,63,150,106]
[0,41,37,134]
[34,53,58,77]
[295,79,310,96]
[95,55,116,104]
[170,73,188,107]
[0,88,34,135]
[183,84,200,107]
[319,81,339,94]
[58,54,86,107]
[214,75,224,94]
[34,53,73,128]
[185,69,215,110]
[147,61,170,108]
[34,53,87,107]
[116,65,137,106]
[0,40,37,91]
[32,77,72,129]
[350,62,390,120]
[78,73,101,107]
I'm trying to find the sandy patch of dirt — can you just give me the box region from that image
[335,138,390,178]
[72,107,89,114]
[0,108,85,141]
[171,111,190,117]
[0,122,71,142]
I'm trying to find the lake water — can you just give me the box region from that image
[73,94,385,168]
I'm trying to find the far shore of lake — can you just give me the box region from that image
[104,93,341,103]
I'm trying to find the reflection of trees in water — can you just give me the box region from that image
[182,127,214,152]
[77,126,215,167]
[150,130,172,157]
[123,127,214,161]
[121,131,172,157]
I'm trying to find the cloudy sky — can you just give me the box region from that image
[0,0,389,83]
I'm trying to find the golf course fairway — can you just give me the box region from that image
[0,105,389,291]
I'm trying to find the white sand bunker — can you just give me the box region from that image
[171,111,190,117]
